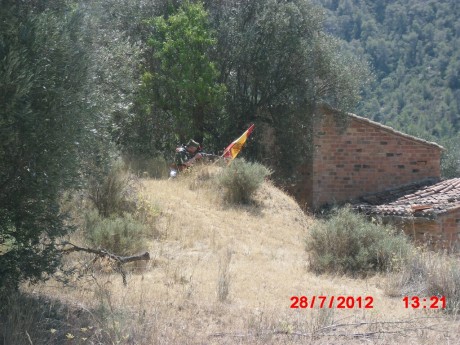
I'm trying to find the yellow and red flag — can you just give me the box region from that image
[222,124,255,159]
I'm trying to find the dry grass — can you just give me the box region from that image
[383,249,460,313]
[18,166,459,344]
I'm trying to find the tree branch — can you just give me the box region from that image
[209,317,449,340]
[59,241,150,285]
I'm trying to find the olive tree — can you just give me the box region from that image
[0,0,142,296]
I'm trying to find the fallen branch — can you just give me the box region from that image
[209,329,402,339]
[209,317,448,340]
[318,319,415,332]
[59,241,150,285]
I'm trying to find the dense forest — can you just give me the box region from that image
[1,0,459,295]
[315,0,460,176]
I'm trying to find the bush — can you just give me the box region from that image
[216,159,271,204]
[306,207,413,275]
[88,160,138,217]
[84,210,149,256]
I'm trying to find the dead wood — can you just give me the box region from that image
[59,241,150,285]
[208,317,450,340]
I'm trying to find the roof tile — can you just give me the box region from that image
[355,178,460,218]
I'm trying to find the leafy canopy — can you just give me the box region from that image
[318,0,460,176]
[142,1,226,143]
[0,3,88,294]
[208,0,370,174]
[0,0,141,295]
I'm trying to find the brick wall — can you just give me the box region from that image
[439,207,460,248]
[399,218,442,246]
[291,107,443,209]
[395,208,460,249]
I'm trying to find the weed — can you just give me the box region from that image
[123,155,169,179]
[217,247,233,302]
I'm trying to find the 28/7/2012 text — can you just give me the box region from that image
[290,296,374,309]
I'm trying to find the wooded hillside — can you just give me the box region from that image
[316,0,460,176]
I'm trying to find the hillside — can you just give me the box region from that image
[316,0,460,138]
[25,171,457,344]
[2,1,459,343]
[313,0,460,172]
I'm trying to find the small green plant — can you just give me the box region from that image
[216,159,271,204]
[84,210,148,256]
[306,207,413,275]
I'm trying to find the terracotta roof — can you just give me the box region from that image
[355,178,460,218]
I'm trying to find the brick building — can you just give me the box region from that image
[287,105,460,248]
[289,105,444,209]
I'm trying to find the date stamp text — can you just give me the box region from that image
[290,296,374,309]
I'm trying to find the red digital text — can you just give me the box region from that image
[290,296,374,309]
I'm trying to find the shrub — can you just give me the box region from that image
[306,207,413,275]
[84,210,148,256]
[88,160,138,217]
[0,291,155,344]
[216,159,271,204]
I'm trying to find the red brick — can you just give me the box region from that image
[292,109,442,211]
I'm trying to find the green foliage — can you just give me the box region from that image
[84,0,154,159]
[84,160,158,253]
[121,0,370,173]
[217,159,271,204]
[123,155,169,179]
[439,136,460,178]
[0,1,91,293]
[0,0,143,295]
[306,207,413,275]
[318,0,460,163]
[208,0,370,175]
[87,159,159,222]
[84,210,148,256]
[141,1,226,144]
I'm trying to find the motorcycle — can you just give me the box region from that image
[169,151,220,179]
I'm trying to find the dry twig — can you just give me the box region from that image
[209,317,450,340]
[59,241,150,285]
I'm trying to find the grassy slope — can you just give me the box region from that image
[30,169,457,344]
